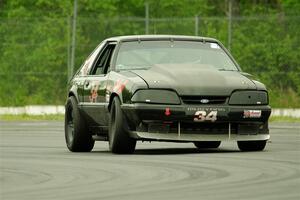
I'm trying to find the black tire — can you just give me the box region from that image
[237,140,267,151]
[194,141,221,149]
[65,96,94,152]
[109,97,136,154]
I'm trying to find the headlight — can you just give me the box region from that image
[131,89,180,104]
[229,90,268,105]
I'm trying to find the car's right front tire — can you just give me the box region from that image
[108,97,136,154]
[65,96,94,152]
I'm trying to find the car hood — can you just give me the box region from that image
[130,64,257,96]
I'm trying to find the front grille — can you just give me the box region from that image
[147,122,237,134]
[140,121,266,135]
[181,96,227,104]
[180,122,233,134]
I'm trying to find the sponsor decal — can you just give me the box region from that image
[89,81,99,103]
[113,80,128,93]
[187,107,226,112]
[210,43,220,49]
[243,110,261,118]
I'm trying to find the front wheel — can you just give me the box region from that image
[237,140,267,151]
[108,97,136,154]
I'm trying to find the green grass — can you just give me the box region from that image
[0,114,64,121]
[1,114,299,122]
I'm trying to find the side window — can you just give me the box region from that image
[77,42,104,76]
[90,43,116,75]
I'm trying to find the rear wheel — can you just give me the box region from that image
[65,96,94,152]
[109,97,136,154]
[194,141,221,149]
[237,140,267,151]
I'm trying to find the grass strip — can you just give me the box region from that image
[0,114,64,121]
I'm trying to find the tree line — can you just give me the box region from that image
[0,0,299,107]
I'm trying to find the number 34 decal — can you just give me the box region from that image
[194,111,218,122]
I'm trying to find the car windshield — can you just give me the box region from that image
[115,40,238,71]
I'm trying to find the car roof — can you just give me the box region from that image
[106,35,219,43]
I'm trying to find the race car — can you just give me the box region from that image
[64,35,271,154]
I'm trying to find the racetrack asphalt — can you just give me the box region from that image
[0,121,299,200]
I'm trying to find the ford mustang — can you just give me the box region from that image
[64,35,271,154]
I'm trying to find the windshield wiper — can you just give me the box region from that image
[218,68,237,71]
[117,64,151,71]
[127,67,149,71]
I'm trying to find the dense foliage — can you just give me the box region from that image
[0,0,299,107]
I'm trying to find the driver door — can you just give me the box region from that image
[81,42,116,126]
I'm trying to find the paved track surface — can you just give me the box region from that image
[0,121,299,200]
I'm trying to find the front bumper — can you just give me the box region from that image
[121,103,271,142]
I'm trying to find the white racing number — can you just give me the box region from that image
[194,111,218,122]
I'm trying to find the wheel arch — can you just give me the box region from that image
[108,92,121,112]
[68,90,79,104]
